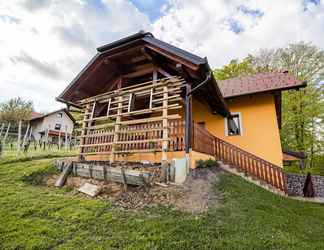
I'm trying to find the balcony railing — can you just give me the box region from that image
[79,119,185,156]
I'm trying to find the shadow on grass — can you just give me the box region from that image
[21,164,59,186]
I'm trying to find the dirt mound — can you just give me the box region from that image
[47,166,221,212]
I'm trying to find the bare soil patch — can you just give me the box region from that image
[45,166,221,213]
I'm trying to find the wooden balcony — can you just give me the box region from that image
[78,76,187,163]
[79,119,185,156]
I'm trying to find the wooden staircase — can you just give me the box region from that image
[192,124,288,195]
[213,136,288,195]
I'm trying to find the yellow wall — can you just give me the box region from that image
[192,93,283,167]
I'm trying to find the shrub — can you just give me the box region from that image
[195,158,218,168]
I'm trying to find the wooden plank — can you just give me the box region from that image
[161,84,169,182]
[84,104,181,122]
[79,104,91,159]
[110,96,123,163]
[106,98,111,116]
[78,183,100,197]
[54,162,152,186]
[55,163,72,187]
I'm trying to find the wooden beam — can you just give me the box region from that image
[122,65,155,78]
[110,96,123,163]
[161,81,169,182]
[79,104,91,160]
[145,44,199,71]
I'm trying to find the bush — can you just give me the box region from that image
[196,158,218,168]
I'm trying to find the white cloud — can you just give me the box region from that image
[1,0,324,113]
[0,0,151,111]
[153,0,324,67]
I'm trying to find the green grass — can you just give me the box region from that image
[1,156,324,249]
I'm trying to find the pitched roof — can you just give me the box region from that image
[30,111,43,120]
[30,108,76,124]
[58,31,230,117]
[96,31,207,65]
[217,72,306,98]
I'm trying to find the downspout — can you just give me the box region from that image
[184,71,212,169]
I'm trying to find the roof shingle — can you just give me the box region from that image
[217,72,305,98]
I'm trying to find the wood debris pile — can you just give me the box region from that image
[114,186,177,209]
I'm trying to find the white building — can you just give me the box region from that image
[29,109,75,143]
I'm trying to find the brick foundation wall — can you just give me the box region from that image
[286,173,324,197]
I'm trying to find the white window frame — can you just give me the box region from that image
[54,123,62,131]
[224,112,243,136]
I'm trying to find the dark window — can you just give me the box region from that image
[54,123,62,130]
[227,114,241,136]
[130,93,151,112]
[57,113,63,118]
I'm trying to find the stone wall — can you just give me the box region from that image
[286,173,324,197]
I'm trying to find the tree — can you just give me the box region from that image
[0,97,34,123]
[252,42,324,167]
[214,57,256,80]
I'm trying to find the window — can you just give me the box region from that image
[130,93,151,112]
[57,112,63,118]
[225,113,242,136]
[54,123,62,130]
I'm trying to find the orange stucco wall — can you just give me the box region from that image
[192,93,283,167]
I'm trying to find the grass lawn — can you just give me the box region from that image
[1,156,324,249]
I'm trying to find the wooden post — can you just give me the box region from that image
[17,120,22,152]
[65,125,68,150]
[3,123,10,145]
[185,83,191,172]
[161,82,169,182]
[58,128,61,150]
[22,123,30,147]
[28,126,33,141]
[79,104,91,160]
[110,96,122,163]
[0,123,4,137]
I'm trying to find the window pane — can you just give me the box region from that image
[227,114,241,136]
[55,124,61,130]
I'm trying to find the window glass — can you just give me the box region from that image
[57,113,63,118]
[55,123,61,130]
[227,114,241,136]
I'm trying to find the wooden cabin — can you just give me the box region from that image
[57,31,305,191]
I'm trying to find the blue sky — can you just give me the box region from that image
[0,0,323,112]
[129,0,168,21]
